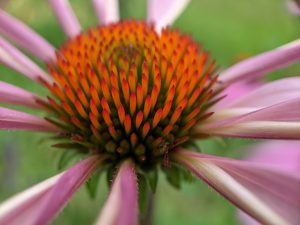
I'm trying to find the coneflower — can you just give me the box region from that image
[0,0,299,225]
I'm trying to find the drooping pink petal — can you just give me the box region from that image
[92,0,119,24]
[214,97,300,124]
[219,39,300,85]
[238,213,261,225]
[198,98,300,139]
[0,107,61,132]
[0,81,45,108]
[0,174,62,225]
[49,0,81,38]
[0,10,56,62]
[238,141,300,225]
[201,121,300,140]
[245,141,300,171]
[227,77,300,108]
[32,155,104,225]
[0,156,104,225]
[0,37,52,83]
[147,0,191,32]
[173,150,300,225]
[95,160,138,225]
[213,80,262,109]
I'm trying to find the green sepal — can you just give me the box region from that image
[162,164,182,189]
[106,164,117,188]
[137,173,149,215]
[145,167,158,193]
[57,150,79,170]
[182,167,195,183]
[183,141,201,152]
[86,169,103,199]
[211,137,227,148]
[52,142,83,149]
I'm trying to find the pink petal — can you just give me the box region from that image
[228,77,300,108]
[173,150,300,225]
[0,156,103,225]
[32,155,104,225]
[0,107,61,132]
[147,0,191,32]
[0,10,56,62]
[49,0,81,38]
[95,160,138,225]
[92,0,119,24]
[199,98,300,139]
[238,141,300,225]
[0,37,52,83]
[219,39,300,85]
[0,81,44,108]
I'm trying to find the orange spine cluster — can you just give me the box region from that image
[43,21,218,164]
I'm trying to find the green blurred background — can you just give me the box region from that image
[0,0,299,224]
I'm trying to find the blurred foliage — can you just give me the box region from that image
[0,0,299,224]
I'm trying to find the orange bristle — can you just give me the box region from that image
[185,107,201,122]
[110,73,119,90]
[150,85,159,109]
[124,115,132,134]
[91,126,102,141]
[74,100,88,119]
[90,86,101,106]
[142,74,148,97]
[136,84,143,108]
[47,96,62,113]
[101,80,111,101]
[162,100,172,119]
[71,116,86,130]
[121,79,130,104]
[170,107,183,125]
[142,122,150,137]
[52,83,65,100]
[130,93,137,115]
[100,98,110,114]
[90,99,99,116]
[79,74,90,95]
[108,126,119,141]
[61,101,74,115]
[163,125,173,135]
[102,110,113,126]
[78,89,89,107]
[128,71,136,93]
[89,112,100,129]
[118,105,126,124]
[64,85,76,102]
[152,108,163,128]
[130,133,138,147]
[111,87,121,108]
[135,111,143,128]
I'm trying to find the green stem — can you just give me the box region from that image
[139,192,155,225]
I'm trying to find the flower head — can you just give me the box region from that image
[0,0,300,225]
[43,20,217,167]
